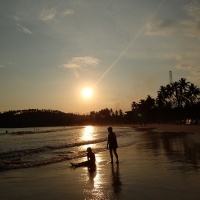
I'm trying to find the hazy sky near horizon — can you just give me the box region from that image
[1,0,200,114]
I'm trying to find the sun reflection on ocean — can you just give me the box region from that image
[79,126,95,151]
[82,126,94,141]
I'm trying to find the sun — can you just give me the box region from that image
[82,87,93,99]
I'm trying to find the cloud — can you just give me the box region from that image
[61,56,101,70]
[185,0,200,21]
[61,9,74,16]
[13,16,22,21]
[17,24,32,34]
[182,0,200,39]
[176,60,195,70]
[187,69,200,83]
[175,52,199,71]
[174,51,200,86]
[146,19,177,36]
[146,1,200,39]
[40,8,57,21]
[0,64,6,68]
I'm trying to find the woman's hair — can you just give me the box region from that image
[107,127,112,132]
[87,147,92,152]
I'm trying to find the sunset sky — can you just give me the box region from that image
[1,0,200,114]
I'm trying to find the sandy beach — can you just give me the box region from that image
[1,124,200,200]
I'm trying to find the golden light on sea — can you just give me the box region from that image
[82,126,94,141]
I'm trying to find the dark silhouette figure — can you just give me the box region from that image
[107,127,119,163]
[70,147,96,168]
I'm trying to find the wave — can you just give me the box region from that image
[0,136,108,157]
[0,140,139,171]
[6,126,83,135]
[0,137,108,170]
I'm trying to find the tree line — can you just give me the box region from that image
[130,78,200,124]
[0,108,127,128]
[0,78,200,128]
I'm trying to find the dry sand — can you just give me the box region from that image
[1,124,200,200]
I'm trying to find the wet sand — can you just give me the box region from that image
[1,124,200,200]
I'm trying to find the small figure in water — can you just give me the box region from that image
[70,147,96,167]
[107,127,119,164]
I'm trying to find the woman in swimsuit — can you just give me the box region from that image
[107,127,119,163]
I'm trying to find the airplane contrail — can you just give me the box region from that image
[93,0,166,88]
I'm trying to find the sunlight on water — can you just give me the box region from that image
[82,126,94,141]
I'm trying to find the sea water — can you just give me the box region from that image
[0,126,138,170]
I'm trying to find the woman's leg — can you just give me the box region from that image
[109,148,113,163]
[113,148,119,163]
[77,161,90,166]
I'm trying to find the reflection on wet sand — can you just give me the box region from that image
[87,165,97,185]
[138,131,200,171]
[111,163,122,194]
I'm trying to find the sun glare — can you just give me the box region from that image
[82,87,93,99]
[82,126,94,141]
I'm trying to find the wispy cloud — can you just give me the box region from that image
[40,8,74,21]
[0,65,5,68]
[40,8,57,21]
[13,16,22,21]
[174,51,200,84]
[146,1,200,39]
[61,9,74,16]
[175,52,199,71]
[187,69,200,83]
[61,56,101,70]
[176,60,195,70]
[17,24,32,34]
[182,0,200,39]
[146,19,177,36]
[185,0,200,21]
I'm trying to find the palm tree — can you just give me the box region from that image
[119,109,123,117]
[145,95,155,110]
[178,78,190,106]
[186,83,200,105]
[156,92,165,109]
[179,78,190,95]
[171,81,181,107]
[131,101,138,110]
[157,85,171,108]
[110,108,114,116]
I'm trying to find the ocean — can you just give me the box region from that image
[0,126,138,170]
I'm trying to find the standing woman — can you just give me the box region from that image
[107,127,119,163]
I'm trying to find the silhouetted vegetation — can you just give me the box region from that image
[0,78,200,128]
[131,78,200,125]
[0,109,79,128]
[0,108,126,128]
